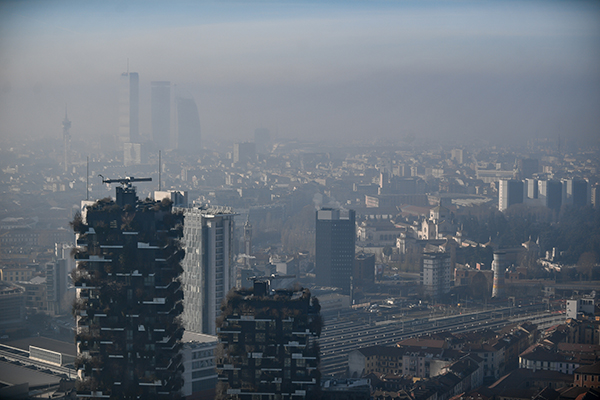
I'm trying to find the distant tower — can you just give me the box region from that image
[175,95,201,154]
[62,107,71,173]
[151,81,171,150]
[492,251,507,298]
[243,216,252,266]
[315,208,356,295]
[118,70,139,147]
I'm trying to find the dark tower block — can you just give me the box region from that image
[71,177,185,399]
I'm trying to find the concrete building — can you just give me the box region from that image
[175,205,236,335]
[421,252,451,299]
[215,278,322,399]
[72,179,185,398]
[233,142,256,167]
[538,180,563,211]
[499,179,524,212]
[315,208,356,295]
[181,332,218,400]
[566,298,596,319]
[354,252,375,287]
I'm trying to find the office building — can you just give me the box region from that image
[45,259,67,316]
[421,252,451,299]
[118,71,139,146]
[315,208,356,295]
[492,251,507,298]
[498,179,524,212]
[72,179,185,398]
[216,277,322,399]
[176,95,201,154]
[354,252,375,287]
[175,205,236,336]
[151,81,171,150]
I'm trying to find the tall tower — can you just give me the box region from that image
[72,177,185,398]
[492,251,507,298]
[421,252,451,299]
[62,107,71,173]
[175,95,201,153]
[118,71,139,147]
[176,205,236,335]
[315,208,356,295]
[151,81,171,150]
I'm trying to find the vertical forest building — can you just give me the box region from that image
[215,278,323,399]
[71,179,185,399]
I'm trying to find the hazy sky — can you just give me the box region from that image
[1,0,599,147]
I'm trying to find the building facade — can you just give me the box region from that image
[421,252,451,299]
[176,206,235,336]
[215,279,322,399]
[72,182,185,398]
[315,208,356,295]
[176,95,202,153]
[499,179,524,212]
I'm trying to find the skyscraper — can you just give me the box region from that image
[176,95,201,153]
[151,81,171,150]
[216,278,322,399]
[71,178,184,398]
[118,71,139,146]
[315,208,356,295]
[175,205,236,335]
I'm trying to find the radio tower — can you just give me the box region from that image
[62,106,71,173]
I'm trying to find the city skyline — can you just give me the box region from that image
[0,1,599,147]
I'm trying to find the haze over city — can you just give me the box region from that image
[1,0,599,147]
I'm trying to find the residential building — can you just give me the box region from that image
[421,252,451,300]
[175,205,236,336]
[215,277,322,399]
[574,361,600,389]
[315,208,356,295]
[233,142,256,167]
[498,179,524,212]
[181,332,218,400]
[72,179,185,398]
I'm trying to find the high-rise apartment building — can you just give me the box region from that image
[538,180,562,211]
[232,142,256,167]
[563,179,590,208]
[118,71,139,146]
[421,252,451,299]
[315,208,356,295]
[176,96,201,153]
[72,179,184,398]
[175,206,236,336]
[215,278,322,399]
[151,81,171,150]
[498,179,524,212]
